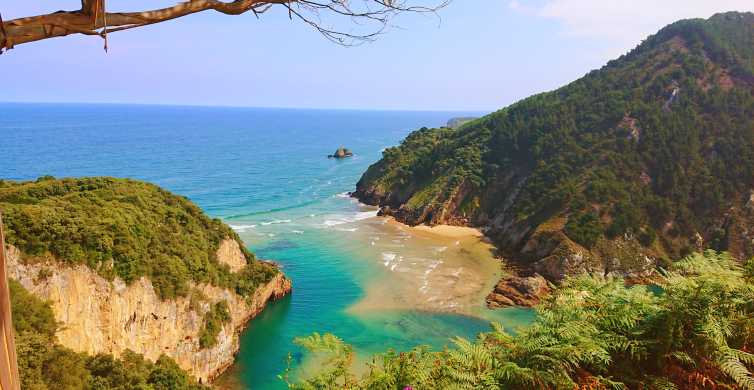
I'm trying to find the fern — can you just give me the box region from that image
[288,251,754,390]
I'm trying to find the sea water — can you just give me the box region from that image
[0,103,535,389]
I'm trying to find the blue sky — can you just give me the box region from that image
[2,0,754,111]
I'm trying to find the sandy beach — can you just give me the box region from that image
[347,215,501,317]
[387,218,484,238]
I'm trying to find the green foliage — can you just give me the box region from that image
[282,333,357,389]
[10,279,208,389]
[356,12,754,262]
[565,212,603,248]
[198,300,232,349]
[0,177,276,299]
[9,279,57,338]
[290,251,754,389]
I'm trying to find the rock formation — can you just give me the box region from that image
[486,274,551,308]
[328,146,353,158]
[6,239,291,383]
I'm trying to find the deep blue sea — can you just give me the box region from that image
[0,103,534,389]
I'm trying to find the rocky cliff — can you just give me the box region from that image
[6,239,291,383]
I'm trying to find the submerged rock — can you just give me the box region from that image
[486,274,551,308]
[328,146,353,158]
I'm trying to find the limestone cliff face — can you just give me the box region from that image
[6,239,291,383]
[216,238,249,273]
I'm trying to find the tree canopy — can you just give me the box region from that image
[0,176,277,299]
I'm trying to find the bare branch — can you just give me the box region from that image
[0,0,449,53]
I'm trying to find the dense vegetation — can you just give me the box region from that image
[198,301,232,349]
[290,252,754,389]
[10,279,208,390]
[355,12,754,277]
[0,176,277,299]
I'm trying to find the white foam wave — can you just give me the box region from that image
[382,253,396,266]
[353,211,378,221]
[229,224,257,232]
[335,192,350,198]
[321,210,378,227]
[261,219,291,226]
[291,230,305,234]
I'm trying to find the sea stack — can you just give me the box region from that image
[328,146,353,158]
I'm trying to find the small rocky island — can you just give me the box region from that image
[328,146,353,159]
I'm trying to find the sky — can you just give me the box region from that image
[2,0,754,111]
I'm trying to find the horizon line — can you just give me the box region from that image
[0,100,493,114]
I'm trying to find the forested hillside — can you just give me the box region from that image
[0,176,276,299]
[355,12,754,281]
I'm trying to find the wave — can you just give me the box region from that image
[229,224,257,232]
[321,210,378,227]
[382,253,397,266]
[261,219,292,226]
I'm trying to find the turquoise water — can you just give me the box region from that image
[0,103,535,389]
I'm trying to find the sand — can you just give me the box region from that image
[387,218,484,238]
[348,216,501,317]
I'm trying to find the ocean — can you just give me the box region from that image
[0,103,534,389]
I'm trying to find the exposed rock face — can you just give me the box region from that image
[6,243,291,384]
[486,274,551,308]
[216,238,249,273]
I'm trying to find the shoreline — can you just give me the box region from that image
[385,217,485,239]
[347,212,503,317]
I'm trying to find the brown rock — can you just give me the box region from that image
[328,146,353,158]
[486,273,551,308]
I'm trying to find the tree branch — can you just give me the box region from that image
[0,0,448,53]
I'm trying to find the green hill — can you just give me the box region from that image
[0,176,276,299]
[354,12,754,281]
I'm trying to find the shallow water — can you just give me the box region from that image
[0,103,535,389]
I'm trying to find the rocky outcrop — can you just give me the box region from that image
[446,117,478,129]
[328,147,353,159]
[216,238,249,273]
[486,274,551,308]
[6,242,291,384]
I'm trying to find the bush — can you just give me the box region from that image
[564,212,603,248]
[198,301,232,349]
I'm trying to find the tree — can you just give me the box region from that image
[0,0,448,53]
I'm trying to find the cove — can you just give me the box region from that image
[0,103,536,390]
